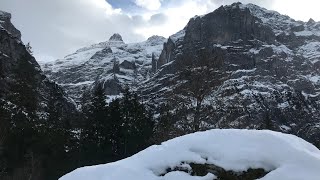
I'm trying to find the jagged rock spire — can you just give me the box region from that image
[307,18,316,25]
[109,33,123,42]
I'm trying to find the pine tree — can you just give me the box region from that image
[0,100,10,176]
[174,47,227,132]
[47,99,62,128]
[0,100,10,147]
[263,111,274,130]
[108,98,123,159]
[10,54,39,121]
[154,104,175,143]
[2,54,39,176]
[118,89,154,157]
[80,83,112,164]
[78,87,154,165]
[86,84,107,141]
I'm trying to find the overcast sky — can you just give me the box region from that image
[1,0,320,62]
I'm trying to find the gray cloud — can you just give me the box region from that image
[149,13,168,25]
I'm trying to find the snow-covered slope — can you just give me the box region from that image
[60,129,320,180]
[41,34,166,103]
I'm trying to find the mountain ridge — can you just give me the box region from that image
[42,33,166,104]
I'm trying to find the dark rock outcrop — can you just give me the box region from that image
[157,38,176,70]
[161,163,269,180]
[120,60,136,70]
[0,11,21,39]
[184,3,275,44]
[90,46,113,60]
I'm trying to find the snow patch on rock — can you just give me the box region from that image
[169,30,185,43]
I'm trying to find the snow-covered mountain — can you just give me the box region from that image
[41,2,320,145]
[140,3,320,144]
[59,129,320,180]
[41,34,166,103]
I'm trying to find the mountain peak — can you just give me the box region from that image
[147,35,165,41]
[0,10,21,40]
[307,18,316,25]
[109,33,123,42]
[146,35,166,44]
[230,2,243,7]
[0,10,11,19]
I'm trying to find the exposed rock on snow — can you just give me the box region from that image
[59,129,320,180]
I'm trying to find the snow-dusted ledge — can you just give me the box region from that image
[60,129,320,180]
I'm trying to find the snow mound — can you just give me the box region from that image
[59,129,320,180]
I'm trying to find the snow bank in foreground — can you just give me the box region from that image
[59,129,320,180]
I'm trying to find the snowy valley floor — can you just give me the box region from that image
[59,129,320,180]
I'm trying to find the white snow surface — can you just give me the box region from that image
[59,129,320,180]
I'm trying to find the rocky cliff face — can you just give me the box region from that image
[0,10,77,125]
[144,3,320,144]
[41,34,166,104]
